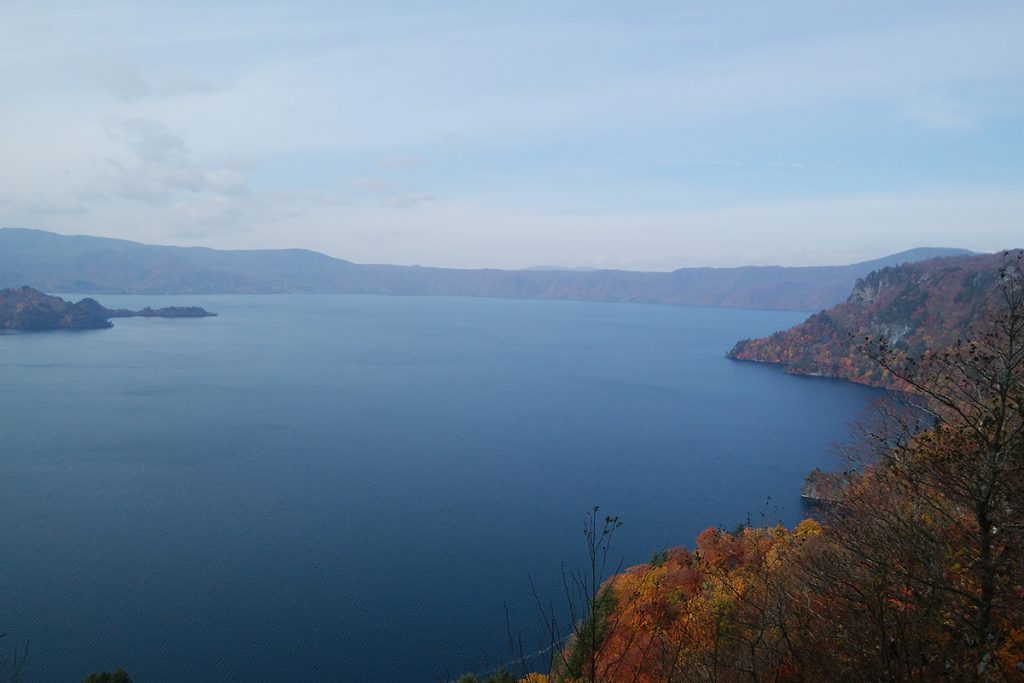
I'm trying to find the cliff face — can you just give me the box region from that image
[727,251,1021,387]
[0,287,215,330]
[801,468,858,505]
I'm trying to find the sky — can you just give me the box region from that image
[1,1,1022,270]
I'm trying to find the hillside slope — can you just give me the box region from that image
[0,228,968,311]
[728,250,1021,386]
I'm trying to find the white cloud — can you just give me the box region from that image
[350,176,394,192]
[92,118,250,208]
[0,191,88,217]
[379,155,426,169]
[383,192,437,209]
[898,94,981,131]
[350,176,436,209]
[80,56,151,101]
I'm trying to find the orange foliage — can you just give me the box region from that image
[549,524,822,683]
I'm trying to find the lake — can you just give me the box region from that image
[0,295,880,681]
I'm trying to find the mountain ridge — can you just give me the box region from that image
[0,228,970,311]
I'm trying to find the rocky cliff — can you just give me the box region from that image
[727,250,1022,387]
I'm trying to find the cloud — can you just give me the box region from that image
[379,155,426,168]
[115,118,190,163]
[80,57,150,101]
[0,192,88,217]
[44,117,283,238]
[350,176,394,192]
[382,192,436,209]
[79,55,223,102]
[898,94,980,131]
[156,75,223,98]
[350,175,435,208]
[653,157,837,172]
[93,118,249,207]
[273,189,351,208]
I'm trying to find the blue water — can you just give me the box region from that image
[0,295,879,681]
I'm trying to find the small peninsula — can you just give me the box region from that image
[0,286,216,331]
[727,250,1022,389]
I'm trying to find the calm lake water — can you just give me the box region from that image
[0,295,880,681]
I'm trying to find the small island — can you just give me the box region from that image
[105,305,217,319]
[0,286,216,331]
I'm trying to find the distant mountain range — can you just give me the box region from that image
[728,250,1022,386]
[0,228,971,311]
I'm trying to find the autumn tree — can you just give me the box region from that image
[503,507,662,683]
[805,250,1024,678]
[533,507,624,683]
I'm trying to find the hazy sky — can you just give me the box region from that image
[2,1,1022,269]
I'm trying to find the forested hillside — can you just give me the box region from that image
[728,251,1020,387]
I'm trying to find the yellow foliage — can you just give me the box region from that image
[996,627,1024,676]
[519,675,549,683]
[794,518,822,537]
